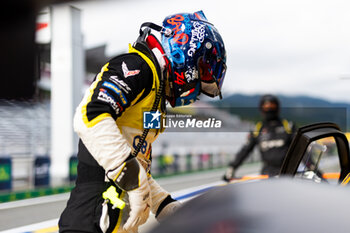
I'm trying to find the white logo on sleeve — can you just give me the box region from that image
[122,62,140,78]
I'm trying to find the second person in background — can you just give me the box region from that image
[223,94,297,181]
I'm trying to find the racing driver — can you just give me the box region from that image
[59,10,227,233]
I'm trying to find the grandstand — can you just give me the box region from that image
[0,99,51,189]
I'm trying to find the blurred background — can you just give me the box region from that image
[0,0,350,231]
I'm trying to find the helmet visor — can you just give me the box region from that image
[198,54,227,97]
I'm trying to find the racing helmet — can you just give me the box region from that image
[161,10,227,107]
[259,94,280,120]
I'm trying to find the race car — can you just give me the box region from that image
[149,122,350,233]
[226,122,350,185]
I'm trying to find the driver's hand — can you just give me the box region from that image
[124,181,151,230]
[106,157,152,231]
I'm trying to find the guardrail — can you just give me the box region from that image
[0,152,234,203]
[0,149,261,203]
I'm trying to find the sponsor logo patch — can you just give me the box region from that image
[97,88,121,114]
[102,81,128,105]
[122,62,140,78]
[109,76,131,94]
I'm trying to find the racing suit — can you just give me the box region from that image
[228,118,296,177]
[59,37,178,233]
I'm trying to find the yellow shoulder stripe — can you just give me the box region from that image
[82,63,110,128]
[128,44,158,79]
[253,121,262,137]
[282,119,292,134]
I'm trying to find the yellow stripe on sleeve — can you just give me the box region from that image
[82,63,110,128]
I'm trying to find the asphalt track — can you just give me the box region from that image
[0,164,261,233]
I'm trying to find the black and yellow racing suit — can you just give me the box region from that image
[59,42,174,233]
[229,118,297,176]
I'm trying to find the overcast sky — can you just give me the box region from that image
[69,0,350,103]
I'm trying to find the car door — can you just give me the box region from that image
[280,122,350,184]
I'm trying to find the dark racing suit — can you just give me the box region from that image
[59,38,177,233]
[229,118,296,177]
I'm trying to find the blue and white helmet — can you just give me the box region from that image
[161,10,227,107]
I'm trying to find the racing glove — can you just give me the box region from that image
[156,198,181,222]
[222,166,235,182]
[148,177,181,222]
[106,157,151,231]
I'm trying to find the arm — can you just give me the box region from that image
[223,131,257,181]
[230,131,257,169]
[74,54,154,230]
[74,54,153,176]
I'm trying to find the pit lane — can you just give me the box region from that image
[0,164,261,233]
